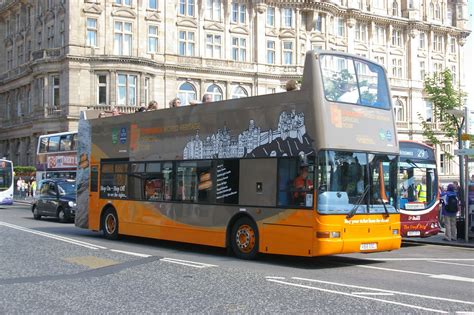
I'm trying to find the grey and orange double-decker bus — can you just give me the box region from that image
[76,51,401,259]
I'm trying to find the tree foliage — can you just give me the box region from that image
[418,69,466,159]
[13,166,36,177]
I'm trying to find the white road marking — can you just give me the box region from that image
[0,221,106,250]
[110,249,151,258]
[293,277,474,305]
[429,260,474,267]
[265,276,286,280]
[267,279,448,314]
[161,257,218,268]
[365,258,474,261]
[356,265,474,283]
[351,292,395,296]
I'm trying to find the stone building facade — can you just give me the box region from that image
[0,0,470,180]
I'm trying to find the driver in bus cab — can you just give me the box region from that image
[293,165,313,205]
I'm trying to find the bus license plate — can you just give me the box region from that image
[407,231,421,237]
[360,243,377,251]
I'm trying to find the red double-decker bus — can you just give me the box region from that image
[399,141,441,237]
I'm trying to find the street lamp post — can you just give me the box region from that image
[447,108,469,242]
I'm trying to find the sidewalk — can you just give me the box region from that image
[403,230,474,248]
[13,196,34,205]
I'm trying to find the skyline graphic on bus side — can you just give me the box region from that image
[183,110,314,159]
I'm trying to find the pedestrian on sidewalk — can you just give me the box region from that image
[441,184,459,241]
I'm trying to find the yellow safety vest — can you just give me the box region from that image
[417,184,427,202]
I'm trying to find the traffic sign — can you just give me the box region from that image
[454,148,474,156]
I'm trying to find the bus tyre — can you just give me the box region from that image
[102,208,119,240]
[231,217,259,260]
[33,206,41,220]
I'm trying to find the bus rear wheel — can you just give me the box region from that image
[231,217,259,260]
[102,208,119,240]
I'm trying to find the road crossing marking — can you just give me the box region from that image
[355,265,474,283]
[428,260,474,267]
[110,249,151,258]
[160,257,217,268]
[351,292,395,296]
[292,277,474,305]
[0,221,106,250]
[267,278,448,314]
[265,276,286,280]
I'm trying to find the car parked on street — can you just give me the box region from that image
[31,179,76,223]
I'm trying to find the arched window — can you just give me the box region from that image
[231,86,248,99]
[392,0,398,16]
[435,2,440,19]
[177,82,196,105]
[430,2,435,18]
[393,98,405,122]
[206,84,223,101]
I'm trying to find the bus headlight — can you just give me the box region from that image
[316,231,341,238]
[392,229,399,235]
[68,201,76,208]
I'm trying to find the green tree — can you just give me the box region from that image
[417,69,466,160]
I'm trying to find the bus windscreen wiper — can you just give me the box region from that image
[406,159,422,171]
[378,197,390,217]
[346,185,370,219]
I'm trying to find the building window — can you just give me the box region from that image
[301,12,308,29]
[178,82,196,105]
[433,34,443,52]
[231,37,246,61]
[374,25,386,45]
[314,14,322,32]
[47,25,54,48]
[87,18,98,47]
[114,21,132,55]
[179,30,195,56]
[267,40,275,64]
[355,22,367,42]
[97,75,108,105]
[7,49,13,70]
[391,29,402,47]
[116,0,132,5]
[430,2,435,18]
[374,55,385,66]
[391,58,402,78]
[451,65,457,85]
[392,0,399,16]
[282,41,293,65]
[425,100,433,122]
[450,37,456,53]
[52,76,60,108]
[148,25,159,53]
[420,61,426,79]
[374,0,385,9]
[231,86,248,99]
[282,8,293,28]
[144,77,150,106]
[148,0,157,9]
[336,17,345,37]
[267,7,275,26]
[419,32,425,49]
[206,34,222,58]
[433,62,443,73]
[117,74,137,106]
[231,2,246,23]
[206,84,223,101]
[435,3,440,19]
[440,143,451,175]
[179,0,195,17]
[206,0,221,21]
[394,99,405,122]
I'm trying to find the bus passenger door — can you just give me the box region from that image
[89,165,100,229]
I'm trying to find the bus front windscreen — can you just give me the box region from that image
[0,161,13,192]
[399,160,437,210]
[317,151,398,215]
[320,54,390,109]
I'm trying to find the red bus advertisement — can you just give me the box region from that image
[399,141,441,237]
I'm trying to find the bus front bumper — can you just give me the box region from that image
[0,197,13,205]
[314,235,402,256]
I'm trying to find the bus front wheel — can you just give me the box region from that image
[231,217,259,260]
[102,208,119,240]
